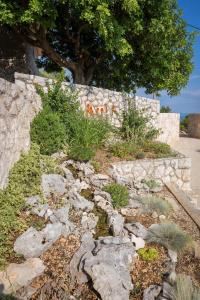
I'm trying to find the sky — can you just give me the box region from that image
[137,0,200,113]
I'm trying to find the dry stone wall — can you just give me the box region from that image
[15,73,160,128]
[0,77,41,188]
[108,156,191,191]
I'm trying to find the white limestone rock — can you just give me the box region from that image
[0,258,45,294]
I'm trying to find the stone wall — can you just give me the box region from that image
[108,156,191,191]
[15,73,160,128]
[0,78,41,188]
[157,113,180,146]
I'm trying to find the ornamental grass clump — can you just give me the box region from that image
[103,183,129,208]
[146,223,192,253]
[138,196,172,216]
[172,274,200,300]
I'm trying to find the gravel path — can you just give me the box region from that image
[174,137,200,207]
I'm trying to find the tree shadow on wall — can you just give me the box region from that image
[0,284,19,300]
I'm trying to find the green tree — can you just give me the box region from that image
[160,106,172,113]
[0,0,195,95]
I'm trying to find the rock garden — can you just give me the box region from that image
[0,75,200,300]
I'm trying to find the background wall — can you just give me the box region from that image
[188,114,200,139]
[158,113,180,146]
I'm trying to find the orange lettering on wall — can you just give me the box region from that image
[86,103,95,115]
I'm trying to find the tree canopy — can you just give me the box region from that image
[0,0,195,95]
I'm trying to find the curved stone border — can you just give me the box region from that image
[108,155,191,191]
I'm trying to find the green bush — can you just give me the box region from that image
[35,72,111,160]
[160,105,172,113]
[138,196,172,216]
[135,151,145,159]
[31,107,67,155]
[172,274,200,300]
[103,183,129,208]
[138,247,158,261]
[121,99,159,144]
[146,223,192,253]
[143,179,160,190]
[180,115,189,132]
[109,141,139,158]
[68,115,110,161]
[143,141,176,158]
[0,143,60,269]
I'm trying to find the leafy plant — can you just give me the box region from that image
[109,141,139,158]
[143,179,161,190]
[146,223,192,253]
[1,0,195,95]
[143,141,176,158]
[0,143,60,269]
[138,247,158,261]
[103,183,129,208]
[180,115,189,132]
[68,115,110,161]
[31,106,67,155]
[35,74,111,161]
[121,100,159,144]
[172,274,200,300]
[160,105,172,113]
[138,196,172,216]
[91,160,101,172]
[135,152,145,159]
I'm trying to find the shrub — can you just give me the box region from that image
[143,179,161,190]
[135,152,145,159]
[121,99,159,144]
[160,105,172,113]
[109,141,139,158]
[35,72,111,160]
[91,160,101,172]
[138,247,158,261]
[69,115,110,161]
[0,143,60,268]
[180,115,189,132]
[143,141,176,158]
[172,274,200,300]
[103,183,129,208]
[146,223,192,253]
[138,196,172,216]
[31,107,67,155]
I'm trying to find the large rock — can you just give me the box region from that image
[14,223,63,258]
[90,174,111,188]
[143,285,162,300]
[41,174,66,198]
[124,222,148,239]
[108,212,124,236]
[81,212,98,231]
[70,232,95,284]
[68,190,94,211]
[82,237,135,300]
[0,258,45,294]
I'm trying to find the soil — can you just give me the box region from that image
[130,244,167,300]
[21,235,98,300]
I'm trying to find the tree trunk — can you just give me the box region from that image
[25,43,39,75]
